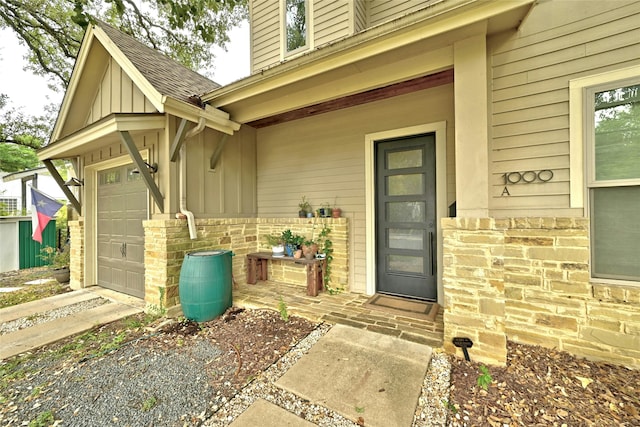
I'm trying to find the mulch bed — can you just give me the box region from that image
[447,341,640,426]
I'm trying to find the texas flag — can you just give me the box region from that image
[30,187,63,243]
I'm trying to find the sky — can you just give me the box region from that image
[0,22,250,117]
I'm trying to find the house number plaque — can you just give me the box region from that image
[501,169,554,196]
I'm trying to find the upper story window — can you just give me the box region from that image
[284,0,308,54]
[586,79,640,283]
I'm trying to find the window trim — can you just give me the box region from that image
[571,67,640,286]
[568,64,640,210]
[280,0,311,59]
[585,78,640,188]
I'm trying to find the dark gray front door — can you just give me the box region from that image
[97,164,147,298]
[375,134,437,301]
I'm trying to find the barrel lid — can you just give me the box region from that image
[188,250,228,257]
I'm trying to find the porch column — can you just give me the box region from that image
[454,33,489,217]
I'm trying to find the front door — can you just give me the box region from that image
[97,164,147,298]
[375,134,437,301]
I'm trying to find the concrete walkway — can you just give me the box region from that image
[230,324,433,427]
[0,287,143,360]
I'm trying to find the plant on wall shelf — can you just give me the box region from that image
[298,196,312,218]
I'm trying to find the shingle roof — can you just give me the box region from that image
[95,20,220,105]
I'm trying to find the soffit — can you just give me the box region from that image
[206,0,533,123]
[38,113,166,160]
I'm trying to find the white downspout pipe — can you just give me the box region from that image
[180,117,206,240]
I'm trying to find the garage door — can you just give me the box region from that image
[97,164,147,298]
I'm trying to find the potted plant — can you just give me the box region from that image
[298,196,312,218]
[40,244,71,283]
[263,234,284,257]
[301,238,319,260]
[281,229,304,257]
[319,202,331,218]
[331,197,341,218]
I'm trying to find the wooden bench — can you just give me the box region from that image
[246,252,326,296]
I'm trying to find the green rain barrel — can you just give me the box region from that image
[179,250,233,322]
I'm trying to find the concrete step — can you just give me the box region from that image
[0,290,99,323]
[0,302,142,360]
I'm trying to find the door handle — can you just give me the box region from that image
[428,231,434,276]
[120,242,127,258]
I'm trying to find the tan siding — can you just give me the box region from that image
[100,63,111,116]
[110,61,121,113]
[85,57,157,125]
[488,0,640,217]
[315,0,351,46]
[186,126,257,216]
[256,84,454,293]
[251,0,281,72]
[368,0,436,27]
[120,66,133,112]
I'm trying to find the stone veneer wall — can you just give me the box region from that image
[68,220,84,290]
[143,217,348,313]
[442,217,640,368]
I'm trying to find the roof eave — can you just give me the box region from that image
[203,0,534,108]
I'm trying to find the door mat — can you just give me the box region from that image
[365,294,440,322]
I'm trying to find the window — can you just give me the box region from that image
[0,198,18,214]
[284,0,308,54]
[587,80,640,282]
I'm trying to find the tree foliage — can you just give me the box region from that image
[0,95,53,172]
[0,0,248,91]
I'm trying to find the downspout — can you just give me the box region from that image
[180,117,206,240]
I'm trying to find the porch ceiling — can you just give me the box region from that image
[205,1,533,125]
[38,113,165,161]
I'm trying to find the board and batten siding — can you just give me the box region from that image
[314,0,352,47]
[255,84,455,293]
[251,0,281,72]
[185,125,258,217]
[85,58,156,126]
[488,0,640,217]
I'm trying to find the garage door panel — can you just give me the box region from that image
[98,265,111,284]
[97,219,111,235]
[126,243,144,264]
[112,268,126,287]
[126,219,144,236]
[126,194,147,210]
[97,241,112,258]
[126,271,144,297]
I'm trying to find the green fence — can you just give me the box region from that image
[19,220,57,269]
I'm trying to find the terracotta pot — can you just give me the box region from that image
[302,243,318,260]
[332,208,341,218]
[293,249,303,259]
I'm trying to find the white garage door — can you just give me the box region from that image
[97,164,147,298]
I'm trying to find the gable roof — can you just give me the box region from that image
[96,20,221,104]
[48,20,239,147]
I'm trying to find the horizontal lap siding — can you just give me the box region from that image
[314,0,351,46]
[489,0,640,217]
[251,0,280,72]
[256,84,455,293]
[367,0,443,27]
